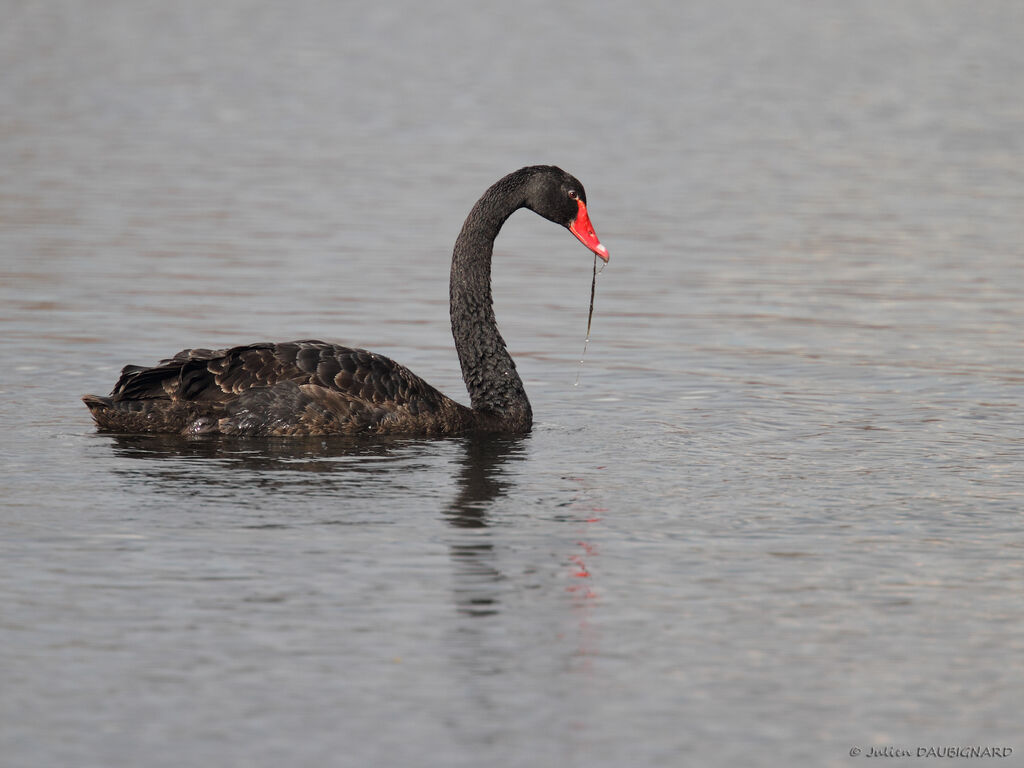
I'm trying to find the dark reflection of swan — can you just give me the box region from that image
[104,433,451,500]
[100,433,524,618]
[107,433,426,471]
[445,435,525,527]
[443,434,528,617]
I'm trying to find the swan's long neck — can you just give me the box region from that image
[449,177,532,430]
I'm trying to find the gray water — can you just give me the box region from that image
[2,2,1023,766]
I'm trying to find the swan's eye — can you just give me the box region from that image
[567,189,578,200]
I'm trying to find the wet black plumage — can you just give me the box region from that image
[83,166,609,436]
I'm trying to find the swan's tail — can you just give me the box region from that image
[81,394,209,434]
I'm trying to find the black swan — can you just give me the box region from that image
[83,166,609,436]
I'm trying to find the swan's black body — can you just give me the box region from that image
[83,166,609,436]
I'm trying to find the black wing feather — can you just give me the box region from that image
[89,339,471,435]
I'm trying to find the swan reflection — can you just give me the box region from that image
[102,432,527,616]
[444,435,528,616]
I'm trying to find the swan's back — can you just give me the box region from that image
[82,340,473,436]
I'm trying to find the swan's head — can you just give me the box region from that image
[522,166,610,262]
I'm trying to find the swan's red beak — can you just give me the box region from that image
[569,200,609,262]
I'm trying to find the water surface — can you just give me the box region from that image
[2,2,1023,766]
